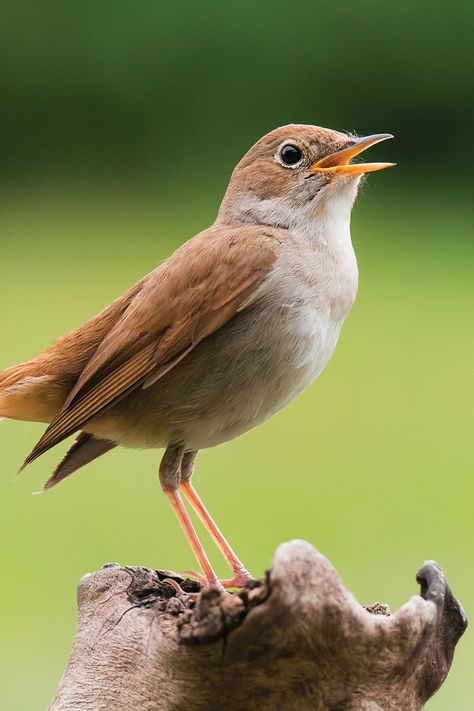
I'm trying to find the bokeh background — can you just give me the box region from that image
[0,1,473,708]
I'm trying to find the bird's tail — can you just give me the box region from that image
[43,432,116,489]
[1,271,146,424]
[0,359,66,423]
[1,364,117,488]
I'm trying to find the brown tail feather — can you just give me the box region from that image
[0,362,69,422]
[0,364,49,421]
[44,432,116,490]
[1,272,146,423]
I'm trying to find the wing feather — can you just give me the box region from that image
[22,226,280,468]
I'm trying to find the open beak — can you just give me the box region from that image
[309,133,395,176]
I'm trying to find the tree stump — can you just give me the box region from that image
[50,540,467,710]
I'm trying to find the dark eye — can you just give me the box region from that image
[280,144,303,166]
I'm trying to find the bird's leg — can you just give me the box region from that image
[181,481,253,588]
[159,446,221,589]
[180,451,253,589]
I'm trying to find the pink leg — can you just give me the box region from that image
[165,489,222,589]
[180,481,253,588]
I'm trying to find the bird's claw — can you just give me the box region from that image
[181,568,254,591]
[181,569,225,590]
[181,569,207,585]
[183,567,254,590]
[220,569,255,589]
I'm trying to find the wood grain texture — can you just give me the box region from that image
[50,541,466,711]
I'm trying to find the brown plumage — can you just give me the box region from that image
[44,433,116,490]
[21,225,278,468]
[0,124,393,588]
[0,276,145,422]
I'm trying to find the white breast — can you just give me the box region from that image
[174,232,358,450]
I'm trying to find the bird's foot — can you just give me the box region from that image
[220,568,255,589]
[182,569,225,592]
[182,568,254,591]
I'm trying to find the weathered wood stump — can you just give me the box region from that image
[51,540,466,710]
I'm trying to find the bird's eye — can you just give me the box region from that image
[279,144,303,166]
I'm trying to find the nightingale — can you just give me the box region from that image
[0,125,393,588]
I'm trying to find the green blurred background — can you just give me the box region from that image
[0,1,473,708]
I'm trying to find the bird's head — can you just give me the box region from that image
[218,124,394,229]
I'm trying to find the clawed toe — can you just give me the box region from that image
[181,569,225,590]
[220,569,255,589]
[181,569,254,591]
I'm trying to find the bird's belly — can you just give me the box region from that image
[94,299,342,451]
[179,304,340,449]
[198,306,341,447]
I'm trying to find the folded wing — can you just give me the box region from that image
[22,225,280,468]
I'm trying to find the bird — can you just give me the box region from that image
[0,124,394,589]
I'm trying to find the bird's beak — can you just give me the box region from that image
[309,133,395,176]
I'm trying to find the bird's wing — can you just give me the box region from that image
[22,225,281,467]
